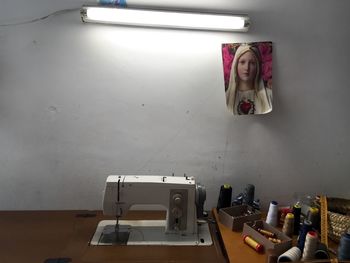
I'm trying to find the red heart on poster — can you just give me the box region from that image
[240,100,252,114]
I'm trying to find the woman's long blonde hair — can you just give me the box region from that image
[225,44,271,114]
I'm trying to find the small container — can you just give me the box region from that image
[242,220,292,254]
[266,249,278,263]
[219,205,261,231]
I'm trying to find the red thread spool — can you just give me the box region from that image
[243,235,263,253]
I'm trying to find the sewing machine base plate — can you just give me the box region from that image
[98,224,130,245]
[90,220,213,246]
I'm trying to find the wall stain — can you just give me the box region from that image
[48,106,58,113]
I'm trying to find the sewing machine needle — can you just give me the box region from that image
[115,217,119,232]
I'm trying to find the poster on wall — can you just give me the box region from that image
[222,41,273,115]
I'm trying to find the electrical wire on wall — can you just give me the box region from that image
[0,8,79,27]
[0,0,128,27]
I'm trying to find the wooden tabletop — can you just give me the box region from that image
[212,208,346,263]
[0,210,226,263]
[213,208,266,263]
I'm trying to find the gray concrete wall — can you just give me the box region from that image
[0,0,349,210]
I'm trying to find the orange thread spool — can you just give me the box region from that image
[258,228,276,238]
[268,237,282,243]
[243,235,264,253]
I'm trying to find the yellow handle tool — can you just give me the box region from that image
[320,195,328,247]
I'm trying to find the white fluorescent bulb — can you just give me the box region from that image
[81,6,250,32]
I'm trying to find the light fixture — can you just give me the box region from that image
[80,6,250,32]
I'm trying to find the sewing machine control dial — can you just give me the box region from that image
[169,189,188,231]
[172,207,183,218]
[173,194,182,205]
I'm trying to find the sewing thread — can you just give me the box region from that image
[243,235,263,253]
[282,213,294,237]
[338,230,350,260]
[314,242,329,259]
[277,246,301,262]
[302,231,318,261]
[266,201,278,227]
[216,184,232,211]
[307,207,320,229]
[293,203,302,235]
[297,220,313,253]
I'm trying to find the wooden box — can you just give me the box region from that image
[218,205,262,231]
[242,220,292,255]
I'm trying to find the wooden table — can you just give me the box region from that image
[213,208,266,263]
[0,210,226,263]
[213,208,345,263]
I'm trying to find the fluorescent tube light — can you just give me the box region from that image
[80,6,250,32]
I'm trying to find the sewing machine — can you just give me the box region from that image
[90,175,212,246]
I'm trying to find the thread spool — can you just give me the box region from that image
[297,220,313,253]
[307,207,320,229]
[266,201,279,227]
[293,203,302,235]
[243,235,263,253]
[314,242,329,259]
[279,207,293,226]
[243,184,255,206]
[268,237,282,243]
[216,184,232,211]
[302,231,318,261]
[277,246,301,262]
[282,213,294,238]
[338,230,350,260]
[258,228,275,238]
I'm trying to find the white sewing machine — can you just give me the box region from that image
[90,175,212,246]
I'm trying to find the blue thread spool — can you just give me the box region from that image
[338,230,350,260]
[297,220,312,253]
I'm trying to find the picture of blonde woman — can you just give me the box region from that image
[222,42,272,115]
